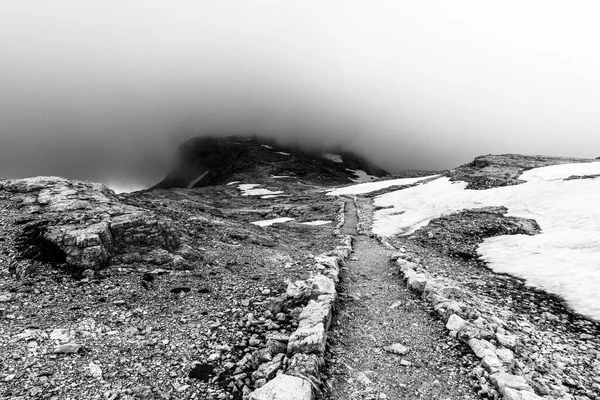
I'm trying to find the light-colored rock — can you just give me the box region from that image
[248,374,313,400]
[468,338,496,359]
[49,328,71,343]
[89,362,102,378]
[287,322,327,356]
[356,372,372,386]
[490,372,532,395]
[481,354,502,373]
[383,343,409,355]
[299,300,333,330]
[1,177,181,270]
[407,274,428,293]
[503,387,544,400]
[446,314,467,332]
[53,343,82,354]
[496,333,518,349]
[496,347,514,363]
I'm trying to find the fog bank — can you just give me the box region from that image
[2,1,600,191]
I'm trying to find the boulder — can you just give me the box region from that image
[248,374,313,400]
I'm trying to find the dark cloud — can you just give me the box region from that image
[1,1,600,192]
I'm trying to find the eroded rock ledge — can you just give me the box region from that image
[1,177,183,271]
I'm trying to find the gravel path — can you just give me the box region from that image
[325,200,478,400]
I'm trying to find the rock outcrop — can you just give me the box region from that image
[447,154,594,189]
[1,177,181,270]
[152,135,389,190]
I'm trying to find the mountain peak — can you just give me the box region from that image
[151,135,388,190]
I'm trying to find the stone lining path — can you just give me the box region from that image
[325,198,478,399]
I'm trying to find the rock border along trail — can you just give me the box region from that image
[325,197,478,399]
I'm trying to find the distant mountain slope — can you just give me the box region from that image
[446,153,594,189]
[151,135,389,190]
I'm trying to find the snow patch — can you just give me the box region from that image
[301,220,332,226]
[226,181,240,186]
[327,175,438,196]
[275,151,290,156]
[347,169,379,183]
[271,175,291,179]
[252,217,294,227]
[323,153,343,163]
[372,162,600,320]
[520,162,600,181]
[187,170,209,188]
[238,184,284,197]
[262,144,273,149]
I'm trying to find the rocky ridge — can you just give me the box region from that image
[0,177,184,273]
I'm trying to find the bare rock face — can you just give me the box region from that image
[1,177,180,269]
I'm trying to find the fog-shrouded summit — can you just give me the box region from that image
[152,135,389,190]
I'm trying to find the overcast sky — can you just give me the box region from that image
[1,1,600,191]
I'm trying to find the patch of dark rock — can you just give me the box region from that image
[14,219,67,265]
[565,174,600,180]
[198,287,211,294]
[141,273,154,282]
[170,287,191,294]
[413,206,540,259]
[188,364,215,381]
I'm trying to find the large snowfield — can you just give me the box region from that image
[337,162,600,320]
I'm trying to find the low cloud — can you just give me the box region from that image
[2,1,600,191]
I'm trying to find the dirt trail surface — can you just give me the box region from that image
[325,200,478,399]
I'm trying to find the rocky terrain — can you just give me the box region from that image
[1,137,598,400]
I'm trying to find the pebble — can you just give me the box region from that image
[383,343,409,355]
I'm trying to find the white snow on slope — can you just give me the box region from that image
[323,153,343,163]
[262,145,273,149]
[373,162,600,320]
[238,184,283,196]
[327,175,438,196]
[276,152,290,156]
[519,162,600,181]
[301,220,332,226]
[271,175,291,179]
[252,217,294,227]
[226,181,240,186]
[187,170,209,188]
[347,169,380,183]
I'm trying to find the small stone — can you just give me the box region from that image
[481,354,502,373]
[89,362,102,378]
[0,293,13,302]
[54,343,82,354]
[496,333,517,349]
[446,314,467,332]
[383,343,409,355]
[357,372,372,386]
[249,335,262,347]
[400,359,412,366]
[82,269,95,279]
[389,301,402,310]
